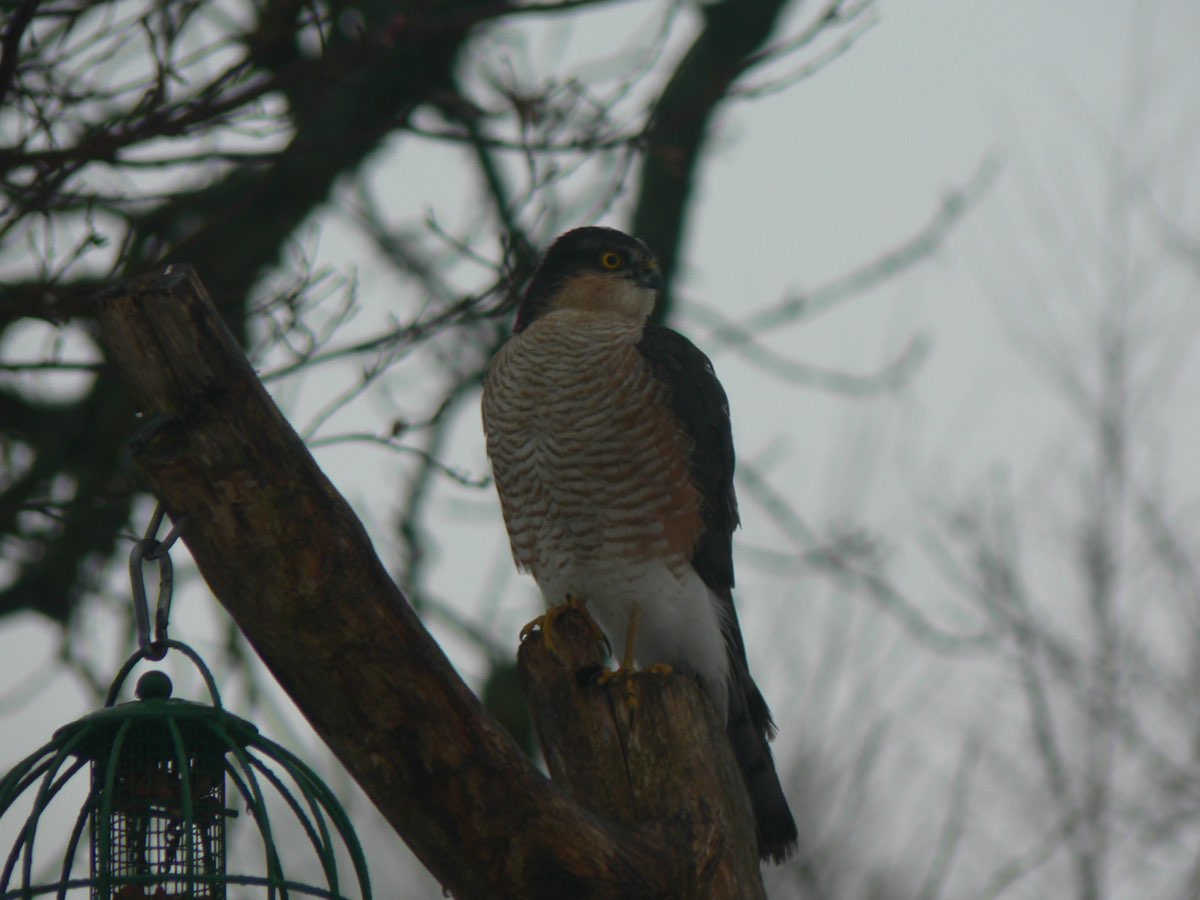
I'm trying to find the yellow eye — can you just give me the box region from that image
[600,251,623,270]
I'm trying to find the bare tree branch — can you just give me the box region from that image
[707,154,1001,346]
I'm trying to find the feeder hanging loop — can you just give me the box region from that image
[128,501,186,660]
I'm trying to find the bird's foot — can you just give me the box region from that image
[595,664,630,685]
[595,661,639,706]
[519,594,606,662]
[595,661,672,708]
[592,607,672,707]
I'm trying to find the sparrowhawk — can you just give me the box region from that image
[482,226,798,863]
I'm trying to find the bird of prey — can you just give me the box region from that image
[482,226,798,863]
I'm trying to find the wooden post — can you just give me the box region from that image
[518,607,767,898]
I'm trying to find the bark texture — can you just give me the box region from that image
[518,607,767,899]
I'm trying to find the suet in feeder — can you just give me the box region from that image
[0,510,372,899]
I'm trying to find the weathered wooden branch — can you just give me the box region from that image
[519,609,766,899]
[93,266,767,899]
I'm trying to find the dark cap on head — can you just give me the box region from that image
[515,227,661,332]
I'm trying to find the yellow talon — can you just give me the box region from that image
[595,667,627,686]
[597,603,640,682]
[595,605,671,706]
[519,594,605,661]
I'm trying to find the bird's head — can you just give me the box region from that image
[514,227,663,332]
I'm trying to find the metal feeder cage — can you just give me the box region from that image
[0,641,372,900]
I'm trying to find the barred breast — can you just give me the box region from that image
[482,309,704,589]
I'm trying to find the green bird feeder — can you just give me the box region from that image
[0,512,372,899]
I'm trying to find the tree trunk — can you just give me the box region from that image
[92,266,768,898]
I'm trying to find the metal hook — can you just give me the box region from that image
[129,539,169,658]
[128,502,185,660]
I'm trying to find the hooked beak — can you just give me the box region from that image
[634,262,663,292]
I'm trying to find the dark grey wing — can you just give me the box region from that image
[635,323,738,592]
[635,323,798,862]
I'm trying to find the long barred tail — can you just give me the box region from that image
[726,654,799,863]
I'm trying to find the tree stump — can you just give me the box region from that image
[518,607,766,899]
